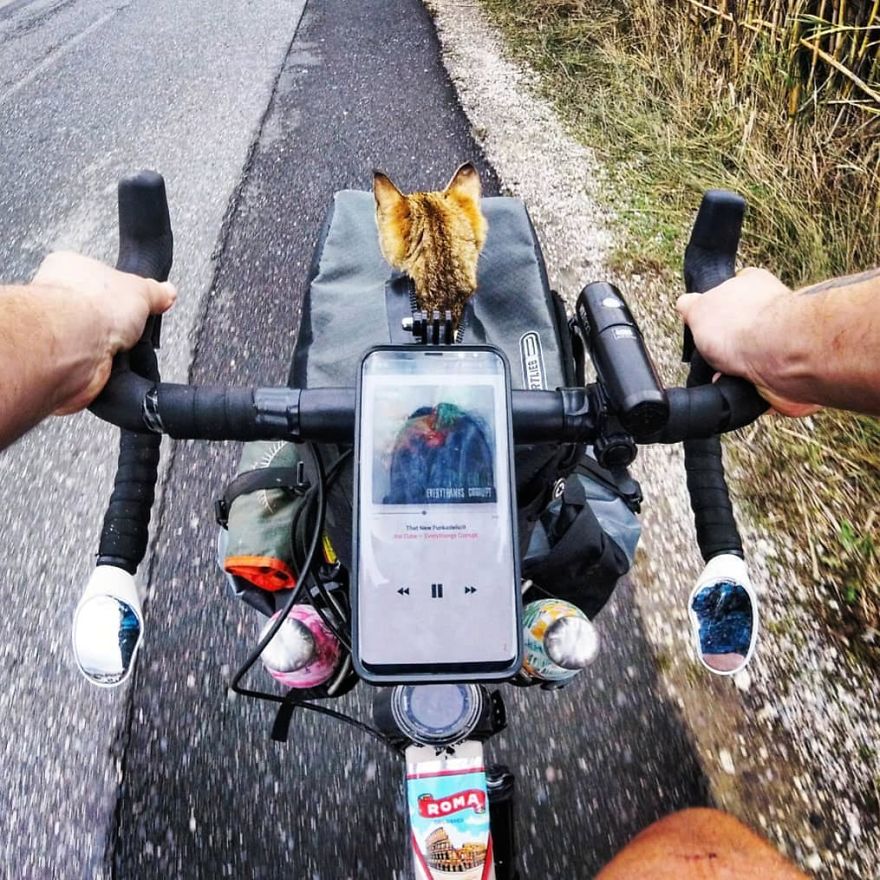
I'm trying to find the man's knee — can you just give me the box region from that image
[596,808,809,880]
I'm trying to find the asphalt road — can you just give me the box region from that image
[0,0,305,876]
[1,1,709,877]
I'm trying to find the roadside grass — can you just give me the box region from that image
[480,0,880,650]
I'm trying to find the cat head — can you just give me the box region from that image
[372,163,488,291]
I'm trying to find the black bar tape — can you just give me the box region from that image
[682,190,747,561]
[718,376,768,429]
[157,385,263,440]
[89,367,154,432]
[95,171,173,573]
[684,370,744,559]
[652,386,724,443]
[97,431,161,573]
[683,436,743,560]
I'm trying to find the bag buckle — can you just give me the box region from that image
[215,462,310,530]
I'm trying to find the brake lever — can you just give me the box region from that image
[682,190,746,363]
[117,170,173,356]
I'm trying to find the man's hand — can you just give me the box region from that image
[0,252,176,449]
[30,252,176,413]
[676,268,820,418]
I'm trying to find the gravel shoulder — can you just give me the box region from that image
[423,2,880,877]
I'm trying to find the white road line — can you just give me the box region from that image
[0,5,127,107]
[0,0,58,27]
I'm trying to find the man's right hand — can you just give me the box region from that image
[676,268,821,418]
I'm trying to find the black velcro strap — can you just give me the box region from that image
[575,455,643,513]
[215,466,307,527]
[562,473,587,507]
[271,694,299,742]
[385,273,416,343]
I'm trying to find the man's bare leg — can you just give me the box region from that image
[596,808,810,879]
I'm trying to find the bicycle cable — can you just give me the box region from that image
[293,699,398,750]
[227,445,390,751]
[228,442,326,703]
[297,445,353,651]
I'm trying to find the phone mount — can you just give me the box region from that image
[402,309,456,345]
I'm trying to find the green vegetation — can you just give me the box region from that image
[480,0,880,646]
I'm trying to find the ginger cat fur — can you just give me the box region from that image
[373,163,488,329]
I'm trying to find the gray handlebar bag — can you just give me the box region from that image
[289,191,578,564]
[224,190,639,620]
[291,190,573,391]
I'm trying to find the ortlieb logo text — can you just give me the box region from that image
[520,331,546,390]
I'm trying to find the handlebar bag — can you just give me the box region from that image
[522,452,641,619]
[289,190,578,558]
[220,192,642,617]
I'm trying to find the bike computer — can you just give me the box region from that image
[352,345,522,684]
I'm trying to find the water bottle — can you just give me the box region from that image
[519,598,600,684]
[259,604,342,689]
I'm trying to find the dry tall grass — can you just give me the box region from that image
[482,0,880,646]
[680,1,880,116]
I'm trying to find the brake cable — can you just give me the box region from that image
[228,444,393,749]
[300,448,354,652]
[228,443,326,703]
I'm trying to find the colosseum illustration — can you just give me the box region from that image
[424,826,488,878]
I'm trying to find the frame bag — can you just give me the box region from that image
[522,453,641,619]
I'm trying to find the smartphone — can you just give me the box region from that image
[353,345,522,684]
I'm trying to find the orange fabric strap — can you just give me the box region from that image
[224,555,297,591]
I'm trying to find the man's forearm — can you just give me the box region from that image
[0,284,104,447]
[759,269,880,413]
[0,253,174,451]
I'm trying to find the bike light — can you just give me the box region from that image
[72,566,143,687]
[390,684,483,747]
[575,281,669,437]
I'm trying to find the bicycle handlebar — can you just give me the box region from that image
[94,172,173,573]
[681,190,768,561]
[89,171,770,578]
[91,370,764,445]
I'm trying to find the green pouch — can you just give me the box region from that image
[220,441,308,591]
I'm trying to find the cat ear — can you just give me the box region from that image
[373,171,405,213]
[444,163,481,202]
